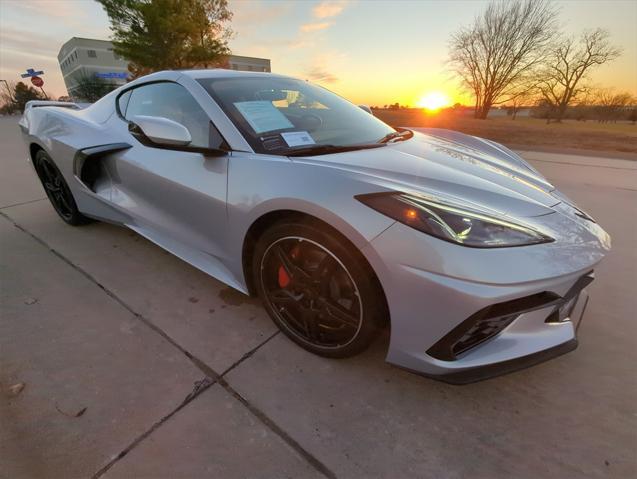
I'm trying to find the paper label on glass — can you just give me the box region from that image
[281,131,316,147]
[233,101,293,134]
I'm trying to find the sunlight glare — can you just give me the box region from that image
[416,91,451,111]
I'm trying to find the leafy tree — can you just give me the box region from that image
[538,29,622,122]
[448,0,557,119]
[72,74,119,102]
[0,81,46,113]
[97,0,232,77]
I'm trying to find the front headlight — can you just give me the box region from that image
[356,192,553,248]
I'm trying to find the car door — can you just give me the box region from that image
[106,81,232,272]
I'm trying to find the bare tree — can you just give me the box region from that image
[448,0,557,119]
[593,88,634,123]
[508,88,537,120]
[0,81,45,114]
[538,29,621,122]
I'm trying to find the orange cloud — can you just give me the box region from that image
[305,66,339,83]
[300,22,333,32]
[312,1,349,19]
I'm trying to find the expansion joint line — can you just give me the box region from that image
[0,211,336,479]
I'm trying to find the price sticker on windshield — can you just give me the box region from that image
[281,131,315,147]
[234,101,293,134]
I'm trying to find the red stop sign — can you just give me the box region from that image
[31,76,44,87]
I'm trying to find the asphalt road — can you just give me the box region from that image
[1,115,636,479]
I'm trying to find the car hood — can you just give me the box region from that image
[293,129,560,218]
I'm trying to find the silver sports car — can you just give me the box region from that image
[19,69,610,383]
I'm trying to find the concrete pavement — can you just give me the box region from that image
[1,116,636,478]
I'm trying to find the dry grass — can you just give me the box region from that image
[374,109,637,159]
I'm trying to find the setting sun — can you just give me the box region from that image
[416,91,451,111]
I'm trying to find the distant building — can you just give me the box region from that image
[58,37,271,97]
[227,55,271,73]
[58,37,130,97]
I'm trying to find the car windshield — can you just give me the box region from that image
[197,76,398,155]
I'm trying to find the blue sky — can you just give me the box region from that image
[1,0,636,105]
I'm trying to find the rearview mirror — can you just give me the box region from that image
[129,115,192,147]
[257,89,288,101]
[358,105,373,115]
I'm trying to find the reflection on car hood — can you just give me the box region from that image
[294,129,561,218]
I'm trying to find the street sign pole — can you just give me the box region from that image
[21,68,44,79]
[22,69,48,100]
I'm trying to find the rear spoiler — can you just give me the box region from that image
[20,100,85,134]
[23,100,82,112]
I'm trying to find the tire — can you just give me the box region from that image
[253,219,386,358]
[34,150,91,226]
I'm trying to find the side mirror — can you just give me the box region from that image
[358,105,373,115]
[129,115,192,147]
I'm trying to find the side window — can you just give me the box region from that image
[117,90,132,117]
[124,82,212,149]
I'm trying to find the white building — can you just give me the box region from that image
[58,37,271,97]
[227,55,271,72]
[58,37,130,97]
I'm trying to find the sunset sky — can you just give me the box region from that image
[1,0,636,106]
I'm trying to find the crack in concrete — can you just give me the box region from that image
[217,377,338,479]
[0,211,337,479]
[219,330,280,377]
[0,197,47,210]
[91,377,217,479]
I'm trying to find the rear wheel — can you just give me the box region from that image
[253,220,386,358]
[34,150,91,226]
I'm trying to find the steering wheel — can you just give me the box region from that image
[287,112,323,132]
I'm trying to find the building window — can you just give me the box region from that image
[87,50,97,58]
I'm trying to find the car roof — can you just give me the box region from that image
[122,69,299,91]
[179,68,294,81]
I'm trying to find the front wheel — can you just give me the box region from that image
[253,220,386,358]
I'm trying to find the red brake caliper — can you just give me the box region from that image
[278,266,290,288]
[277,246,298,288]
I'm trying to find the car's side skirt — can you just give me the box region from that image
[126,223,249,295]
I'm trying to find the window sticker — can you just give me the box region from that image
[281,131,316,147]
[233,101,293,134]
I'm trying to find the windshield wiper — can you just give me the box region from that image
[286,143,385,157]
[378,128,414,144]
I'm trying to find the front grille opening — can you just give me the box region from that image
[452,314,519,357]
[427,271,594,361]
[546,293,580,323]
[427,292,560,361]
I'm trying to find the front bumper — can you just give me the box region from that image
[425,286,589,384]
[362,217,607,383]
[427,337,580,385]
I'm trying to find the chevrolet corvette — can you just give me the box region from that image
[19,69,611,383]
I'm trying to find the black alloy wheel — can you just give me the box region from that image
[254,221,386,358]
[34,150,90,225]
